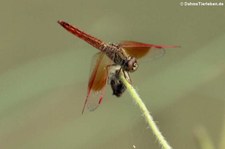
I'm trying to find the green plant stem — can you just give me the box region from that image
[120,74,172,149]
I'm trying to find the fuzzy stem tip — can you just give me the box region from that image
[120,74,172,149]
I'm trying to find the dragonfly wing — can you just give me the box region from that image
[82,52,112,113]
[119,41,179,59]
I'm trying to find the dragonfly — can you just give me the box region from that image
[58,20,178,113]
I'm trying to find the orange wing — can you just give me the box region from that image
[82,52,112,114]
[119,41,179,59]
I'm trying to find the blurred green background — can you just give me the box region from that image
[0,0,225,149]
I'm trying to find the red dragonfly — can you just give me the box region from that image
[58,20,178,113]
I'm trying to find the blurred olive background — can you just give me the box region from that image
[0,0,225,149]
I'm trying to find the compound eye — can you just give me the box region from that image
[128,57,138,72]
[133,62,138,71]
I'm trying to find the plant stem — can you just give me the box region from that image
[120,74,172,149]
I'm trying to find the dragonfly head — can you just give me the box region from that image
[125,57,138,72]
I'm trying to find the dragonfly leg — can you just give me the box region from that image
[122,69,132,84]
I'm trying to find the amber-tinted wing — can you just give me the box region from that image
[82,52,112,114]
[119,41,179,59]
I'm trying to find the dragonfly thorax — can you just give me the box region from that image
[104,43,138,72]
